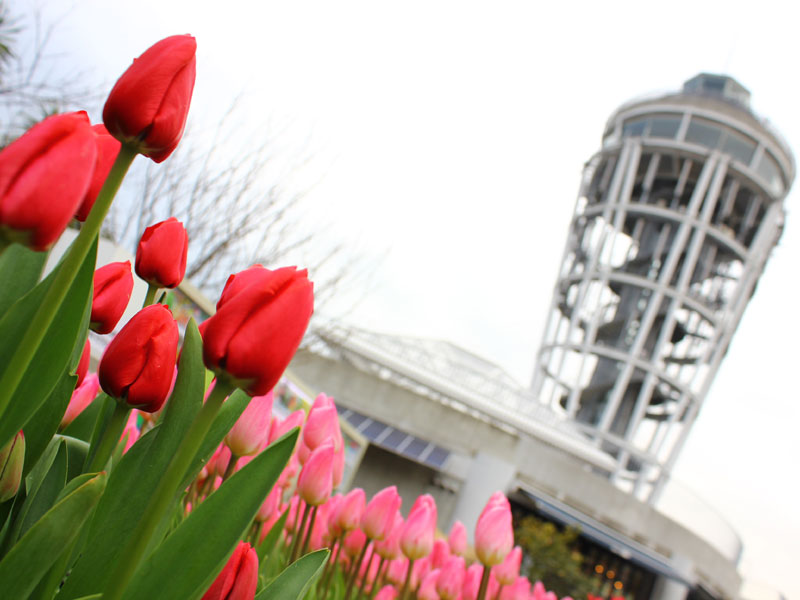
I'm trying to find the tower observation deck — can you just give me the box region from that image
[530,74,794,503]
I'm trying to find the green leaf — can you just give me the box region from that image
[255,549,329,600]
[180,388,250,490]
[13,439,67,543]
[0,237,96,448]
[58,321,205,600]
[0,243,48,316]
[120,429,299,600]
[63,435,90,483]
[0,472,106,600]
[22,371,76,479]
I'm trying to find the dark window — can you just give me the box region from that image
[649,116,680,139]
[623,119,647,137]
[685,118,721,148]
[721,129,756,165]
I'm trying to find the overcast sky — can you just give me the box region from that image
[12,0,800,597]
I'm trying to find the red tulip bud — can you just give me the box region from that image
[76,124,121,221]
[200,265,313,396]
[99,304,179,412]
[0,112,96,250]
[91,261,134,334]
[0,431,24,503]
[201,541,258,600]
[135,217,189,289]
[103,35,196,163]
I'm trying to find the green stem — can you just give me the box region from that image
[345,541,370,600]
[476,565,491,600]
[221,453,239,482]
[101,380,234,600]
[368,556,386,599]
[399,558,415,600]
[143,282,159,307]
[300,505,318,557]
[289,501,308,563]
[85,401,130,473]
[0,145,137,423]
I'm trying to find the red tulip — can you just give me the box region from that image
[135,217,189,289]
[199,265,313,396]
[362,486,402,542]
[224,390,273,456]
[201,541,258,600]
[296,442,334,506]
[474,494,513,567]
[0,112,96,250]
[91,261,134,334]
[76,124,122,221]
[62,373,100,429]
[75,338,91,387]
[99,304,179,412]
[103,35,196,163]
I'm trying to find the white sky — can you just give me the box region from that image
[14,0,800,597]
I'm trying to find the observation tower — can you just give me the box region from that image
[531,73,794,502]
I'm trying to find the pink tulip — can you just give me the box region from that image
[400,499,436,560]
[332,487,366,535]
[61,373,100,429]
[418,568,441,600]
[255,485,282,523]
[462,563,483,600]
[332,442,345,488]
[493,545,522,586]
[543,592,557,600]
[269,409,305,445]
[121,410,139,453]
[474,493,513,567]
[362,486,402,541]
[75,339,91,387]
[284,495,301,532]
[374,585,398,600]
[436,555,465,600]
[373,510,404,560]
[343,528,367,559]
[301,404,338,451]
[430,539,450,569]
[499,576,531,600]
[296,442,334,506]
[411,557,430,591]
[385,557,408,586]
[448,520,468,557]
[225,390,273,457]
[531,580,546,600]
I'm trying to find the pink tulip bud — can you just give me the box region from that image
[362,485,402,541]
[302,404,338,451]
[332,487,366,535]
[436,555,465,600]
[75,339,91,387]
[269,409,305,445]
[411,556,430,590]
[332,442,345,488]
[493,545,522,586]
[385,558,408,586]
[448,520,468,557]
[121,411,140,453]
[430,539,450,570]
[207,444,232,478]
[373,511,404,560]
[462,563,483,600]
[374,585,398,600]
[61,373,100,429]
[296,442,334,506]
[474,493,513,567]
[418,568,441,600]
[499,576,531,600]
[543,592,557,600]
[225,390,273,456]
[532,580,546,600]
[256,485,282,523]
[343,528,367,559]
[297,441,311,466]
[400,500,436,560]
